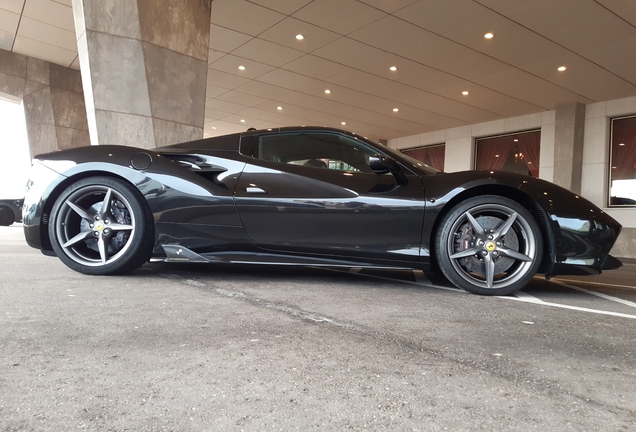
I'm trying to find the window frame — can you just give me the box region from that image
[473,129,541,177]
[608,114,636,207]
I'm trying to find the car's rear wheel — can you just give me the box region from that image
[49,176,154,275]
[0,206,14,226]
[435,195,543,296]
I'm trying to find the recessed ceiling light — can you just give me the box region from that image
[495,154,500,158]
[341,121,346,125]
[324,89,331,94]
[390,66,397,71]
[240,119,246,123]
[557,66,567,72]
[514,139,519,142]
[296,34,304,40]
[238,65,246,70]
[462,91,469,95]
[212,126,216,130]
[619,143,625,146]
[393,108,399,112]
[277,106,283,110]
[484,33,494,39]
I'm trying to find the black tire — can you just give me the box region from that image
[0,206,14,226]
[48,176,154,275]
[435,195,543,296]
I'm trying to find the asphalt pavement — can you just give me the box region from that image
[1,224,635,431]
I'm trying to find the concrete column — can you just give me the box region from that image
[72,0,212,148]
[553,102,586,194]
[0,49,90,158]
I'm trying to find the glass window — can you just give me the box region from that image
[402,144,445,171]
[609,115,636,206]
[256,132,384,173]
[475,130,540,177]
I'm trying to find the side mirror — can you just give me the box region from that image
[369,154,408,185]
[369,154,399,174]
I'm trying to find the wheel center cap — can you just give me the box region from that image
[485,241,496,251]
[95,222,105,231]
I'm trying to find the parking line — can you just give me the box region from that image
[552,282,636,309]
[552,278,636,291]
[500,292,636,320]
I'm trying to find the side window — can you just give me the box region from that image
[255,133,383,173]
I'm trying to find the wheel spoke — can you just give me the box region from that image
[62,230,93,248]
[493,212,518,239]
[450,248,480,259]
[499,247,532,262]
[465,211,485,236]
[97,236,108,264]
[108,223,133,231]
[99,188,113,218]
[484,253,495,289]
[66,201,91,220]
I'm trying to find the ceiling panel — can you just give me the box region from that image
[472,0,533,13]
[209,54,275,79]
[245,0,313,15]
[1,0,26,14]
[258,17,341,53]
[256,69,321,90]
[595,0,636,26]
[210,0,285,37]
[360,53,465,91]
[502,0,606,34]
[544,13,636,53]
[216,90,271,108]
[582,37,636,85]
[281,54,351,80]
[394,0,494,34]
[312,37,387,70]
[209,25,252,53]
[436,81,547,117]
[524,53,636,101]
[17,16,75,51]
[22,0,74,31]
[0,8,19,35]
[291,0,386,36]
[397,36,476,69]
[348,15,436,53]
[207,49,225,64]
[12,35,76,66]
[475,69,593,108]
[356,0,419,14]
[484,36,570,68]
[437,54,515,81]
[206,69,251,90]
[232,38,304,67]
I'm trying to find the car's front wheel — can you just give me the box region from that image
[435,195,543,296]
[49,176,154,275]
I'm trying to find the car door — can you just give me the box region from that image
[233,131,426,262]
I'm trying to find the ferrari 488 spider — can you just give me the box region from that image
[23,127,622,295]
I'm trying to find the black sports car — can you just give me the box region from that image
[23,127,622,296]
[0,198,24,226]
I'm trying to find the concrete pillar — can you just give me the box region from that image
[0,49,90,158]
[71,0,212,148]
[553,102,586,194]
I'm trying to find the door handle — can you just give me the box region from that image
[246,187,267,194]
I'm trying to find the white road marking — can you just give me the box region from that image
[552,281,636,309]
[552,278,636,291]
[500,293,636,320]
